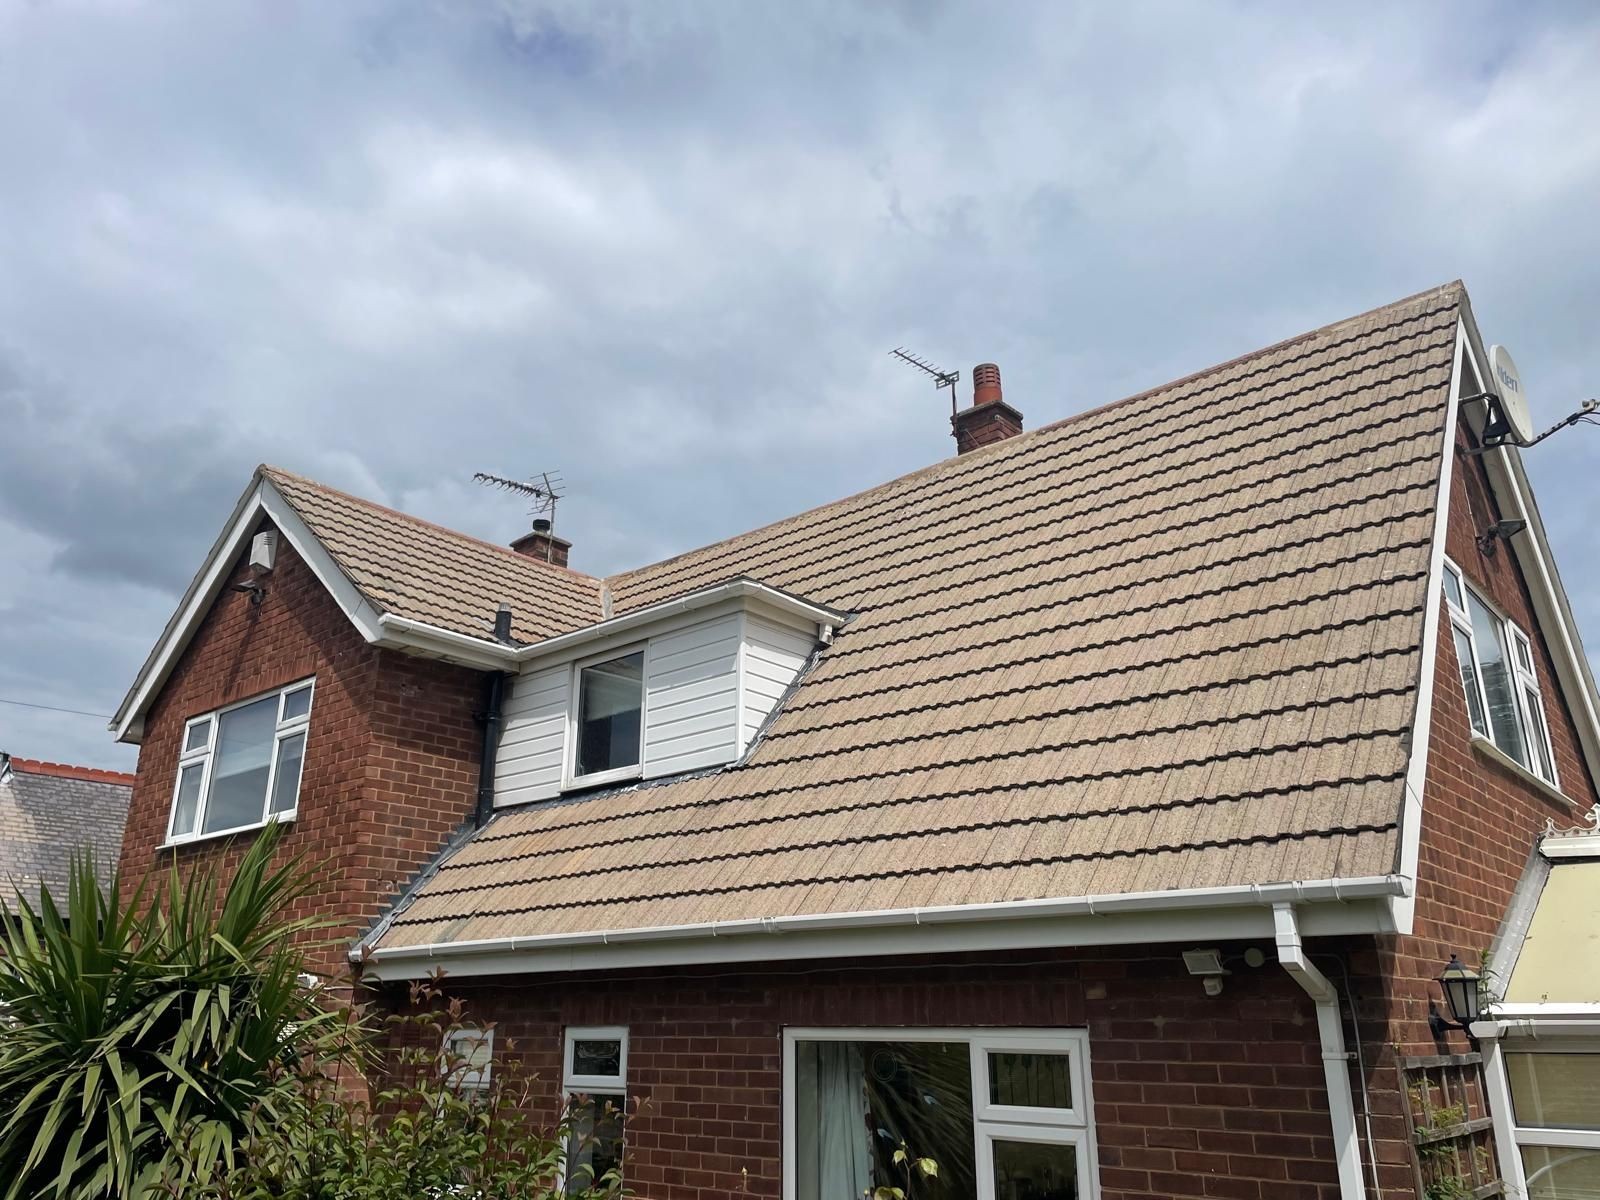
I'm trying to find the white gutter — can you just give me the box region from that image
[1274,903,1368,1200]
[358,874,1409,967]
[374,578,847,673]
[506,577,847,663]
[375,613,519,669]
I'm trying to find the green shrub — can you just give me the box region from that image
[163,980,626,1200]
[0,823,334,1200]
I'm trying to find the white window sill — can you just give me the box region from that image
[564,766,642,792]
[1469,737,1571,810]
[160,812,295,850]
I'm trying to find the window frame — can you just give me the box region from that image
[444,1025,495,1094]
[165,678,315,845]
[782,1026,1099,1200]
[1443,560,1559,787]
[564,645,647,790]
[561,1026,629,1195]
[1489,1041,1600,1195]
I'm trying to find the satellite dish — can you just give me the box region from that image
[1488,345,1535,444]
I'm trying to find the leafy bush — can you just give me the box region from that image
[163,980,626,1200]
[0,823,334,1200]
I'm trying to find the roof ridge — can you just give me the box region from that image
[259,465,604,587]
[605,280,1464,587]
[2,756,135,786]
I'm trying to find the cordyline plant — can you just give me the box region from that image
[0,822,337,1200]
[164,980,629,1200]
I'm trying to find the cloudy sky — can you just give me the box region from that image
[3,2,1599,771]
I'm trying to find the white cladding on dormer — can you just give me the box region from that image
[492,598,826,809]
[641,612,742,779]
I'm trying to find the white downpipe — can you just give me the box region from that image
[1274,903,1367,1200]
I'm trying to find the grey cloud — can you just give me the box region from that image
[2,1,1600,772]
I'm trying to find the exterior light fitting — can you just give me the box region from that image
[1476,518,1528,558]
[1429,954,1482,1037]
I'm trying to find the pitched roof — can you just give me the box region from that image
[0,756,133,910]
[262,467,603,645]
[372,282,1463,950]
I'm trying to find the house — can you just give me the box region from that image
[1,753,133,913]
[111,282,1600,1200]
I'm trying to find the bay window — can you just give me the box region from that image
[563,1026,628,1195]
[785,1029,1097,1200]
[168,679,313,842]
[1443,561,1559,786]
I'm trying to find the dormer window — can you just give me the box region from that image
[572,649,645,786]
[493,580,845,809]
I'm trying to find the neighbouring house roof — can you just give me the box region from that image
[370,283,1464,951]
[0,755,133,911]
[261,467,605,645]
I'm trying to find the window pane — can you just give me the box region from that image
[576,652,644,778]
[202,695,278,833]
[989,1051,1073,1110]
[171,762,204,836]
[794,1040,974,1200]
[1524,687,1556,782]
[270,733,306,814]
[447,1029,493,1092]
[1520,1145,1600,1200]
[1508,1053,1600,1130]
[1513,632,1534,674]
[565,1094,626,1195]
[992,1138,1079,1200]
[184,718,212,754]
[281,685,312,722]
[573,1038,623,1080]
[1466,593,1528,764]
[1454,627,1489,736]
[1442,568,1465,612]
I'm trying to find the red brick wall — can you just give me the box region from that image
[414,942,1355,1200]
[118,522,486,976]
[1340,416,1600,1194]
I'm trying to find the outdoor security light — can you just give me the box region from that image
[1430,955,1482,1037]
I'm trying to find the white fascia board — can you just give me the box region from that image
[506,577,848,669]
[1539,833,1600,860]
[112,474,390,743]
[257,483,387,642]
[1456,295,1600,791]
[356,874,1407,981]
[373,614,519,671]
[112,476,275,743]
[1390,317,1470,934]
[1491,1003,1600,1019]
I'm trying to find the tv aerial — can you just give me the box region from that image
[1466,345,1599,454]
[473,470,565,530]
[890,347,960,418]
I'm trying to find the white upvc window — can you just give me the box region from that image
[1443,560,1559,786]
[167,679,314,843]
[566,647,645,789]
[445,1026,495,1094]
[1494,1046,1600,1198]
[562,1026,628,1195]
[784,1027,1098,1200]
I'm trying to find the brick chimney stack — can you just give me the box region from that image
[510,518,572,567]
[952,362,1024,454]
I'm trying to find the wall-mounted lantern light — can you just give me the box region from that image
[1429,954,1482,1037]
